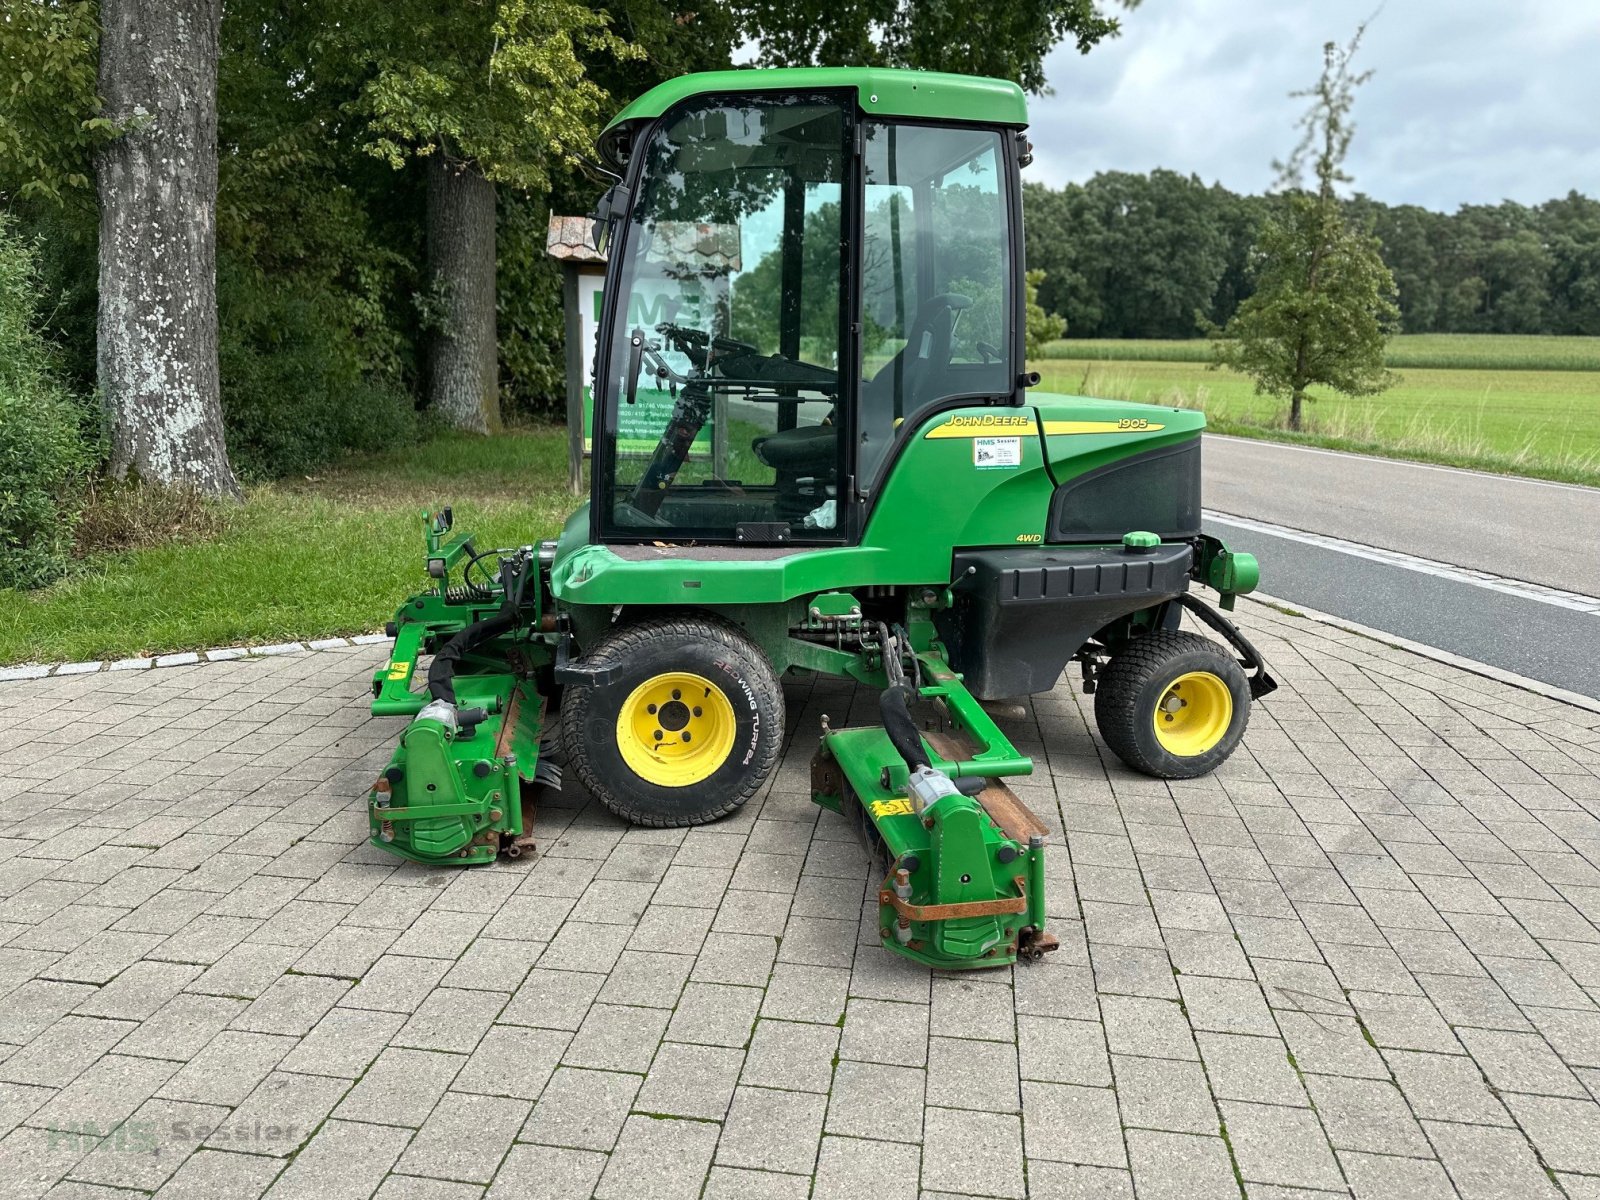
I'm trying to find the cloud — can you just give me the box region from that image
[1028,0,1600,211]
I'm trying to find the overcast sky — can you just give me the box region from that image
[1025,0,1600,212]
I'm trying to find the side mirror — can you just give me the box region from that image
[590,183,630,255]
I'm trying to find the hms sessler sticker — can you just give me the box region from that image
[973,436,1022,469]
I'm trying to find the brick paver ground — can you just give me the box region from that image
[3,601,1600,1199]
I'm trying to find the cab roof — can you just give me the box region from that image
[603,67,1029,135]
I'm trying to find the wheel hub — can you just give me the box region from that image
[617,672,737,787]
[1152,671,1232,757]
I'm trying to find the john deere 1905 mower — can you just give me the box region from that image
[366,67,1276,970]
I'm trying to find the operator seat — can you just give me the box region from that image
[751,293,971,480]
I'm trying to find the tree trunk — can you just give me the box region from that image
[427,154,501,434]
[1289,389,1305,431]
[96,0,239,499]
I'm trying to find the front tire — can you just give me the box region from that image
[1094,630,1250,779]
[561,615,783,826]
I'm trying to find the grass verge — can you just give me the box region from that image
[0,427,579,666]
[1032,357,1600,486]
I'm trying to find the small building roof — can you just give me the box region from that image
[547,215,742,273]
[546,215,606,263]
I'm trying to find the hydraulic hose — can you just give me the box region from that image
[879,685,928,772]
[427,610,518,707]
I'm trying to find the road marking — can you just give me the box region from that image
[1244,593,1600,716]
[1206,510,1600,615]
[1205,434,1600,496]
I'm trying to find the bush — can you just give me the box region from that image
[219,263,418,479]
[0,217,92,590]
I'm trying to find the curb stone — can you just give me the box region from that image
[1,633,392,679]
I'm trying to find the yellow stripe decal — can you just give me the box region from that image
[1041,419,1166,435]
[925,416,1166,439]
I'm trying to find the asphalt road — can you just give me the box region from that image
[1201,437,1600,700]
[1203,435,1600,596]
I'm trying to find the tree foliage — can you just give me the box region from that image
[332,0,641,186]
[740,0,1129,93]
[1209,28,1398,429]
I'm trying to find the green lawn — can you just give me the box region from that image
[1039,333,1600,371]
[1032,341,1600,486]
[0,428,580,666]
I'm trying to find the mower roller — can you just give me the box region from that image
[365,67,1277,971]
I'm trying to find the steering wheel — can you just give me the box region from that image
[657,323,760,367]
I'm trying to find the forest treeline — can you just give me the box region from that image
[1024,172,1600,340]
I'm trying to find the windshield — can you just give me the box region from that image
[598,96,848,543]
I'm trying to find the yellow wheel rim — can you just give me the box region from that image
[1152,671,1233,757]
[616,672,737,788]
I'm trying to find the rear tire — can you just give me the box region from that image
[561,615,783,826]
[1094,630,1249,779]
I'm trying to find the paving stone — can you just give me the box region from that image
[156,1031,297,1105]
[596,950,693,1008]
[231,972,350,1035]
[339,954,452,1013]
[151,1148,283,1200]
[1458,1026,1587,1097]
[519,1067,636,1151]
[1338,1151,1456,1200]
[741,1019,838,1092]
[1021,1081,1126,1169]
[1383,1048,1510,1125]
[717,1084,826,1174]
[929,976,1017,1042]
[499,969,605,1031]
[1275,1011,1389,1079]
[1110,1054,1218,1135]
[701,1165,810,1200]
[395,987,508,1054]
[1177,975,1277,1036]
[1217,1100,1343,1191]
[593,1113,719,1200]
[759,962,849,1024]
[1503,1093,1600,1173]
[260,1118,411,1200]
[452,1026,568,1101]
[636,1042,744,1119]
[67,1096,228,1191]
[813,1135,919,1200]
[826,1060,924,1142]
[0,1016,132,1087]
[30,1054,179,1133]
[486,1144,605,1200]
[1099,995,1198,1060]
[922,1108,1025,1199]
[277,1006,406,1078]
[926,1035,1020,1114]
[397,1090,530,1182]
[1303,1074,1431,1155]
[1348,989,1462,1053]
[662,983,760,1048]
[1018,1016,1110,1086]
[564,1003,670,1072]
[1196,1031,1307,1105]
[334,1046,463,1126]
[1425,1120,1563,1200]
[838,998,928,1067]
[1123,1129,1237,1200]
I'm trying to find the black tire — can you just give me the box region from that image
[1093,630,1250,780]
[560,615,783,826]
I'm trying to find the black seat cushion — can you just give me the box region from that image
[753,424,836,472]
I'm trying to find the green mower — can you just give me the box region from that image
[366,67,1276,970]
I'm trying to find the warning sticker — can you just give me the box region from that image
[973,436,1022,469]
